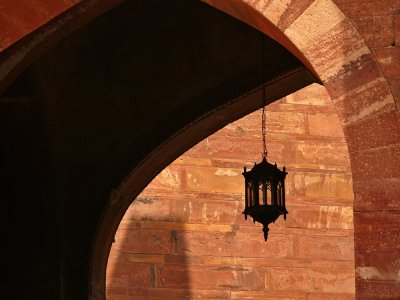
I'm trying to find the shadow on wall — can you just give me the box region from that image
[107,84,356,299]
[107,197,194,299]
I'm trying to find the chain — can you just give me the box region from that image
[261,34,268,158]
[262,92,267,158]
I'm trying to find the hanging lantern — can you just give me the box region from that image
[242,35,288,241]
[242,158,288,241]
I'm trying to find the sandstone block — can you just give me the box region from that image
[269,267,355,293]
[185,166,243,194]
[307,293,356,300]
[261,0,293,26]
[356,280,400,299]
[293,141,350,167]
[172,229,295,258]
[231,290,307,299]
[303,18,370,83]
[125,197,170,222]
[354,211,400,250]
[308,113,344,137]
[350,143,400,181]
[115,228,172,255]
[276,0,314,31]
[285,204,353,230]
[149,165,183,191]
[206,135,263,162]
[106,262,152,288]
[343,110,400,153]
[333,0,400,18]
[353,15,393,48]
[353,178,400,211]
[266,111,306,134]
[284,83,331,106]
[285,0,346,52]
[356,249,400,281]
[156,264,264,290]
[332,77,395,126]
[111,287,230,299]
[298,235,355,260]
[324,53,381,99]
[287,171,353,199]
[374,47,400,78]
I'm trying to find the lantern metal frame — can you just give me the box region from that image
[242,157,288,241]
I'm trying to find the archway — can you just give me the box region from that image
[1,0,398,299]
[107,83,356,299]
[95,0,398,298]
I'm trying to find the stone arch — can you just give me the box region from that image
[93,0,399,298]
[1,0,398,299]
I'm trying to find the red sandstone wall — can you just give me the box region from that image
[107,84,356,299]
[332,0,400,108]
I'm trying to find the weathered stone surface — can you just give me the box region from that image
[107,262,152,288]
[287,171,353,199]
[343,110,400,153]
[183,139,209,158]
[356,249,400,281]
[287,195,353,207]
[356,280,400,299]
[134,198,244,225]
[185,166,243,194]
[353,178,400,211]
[324,53,382,99]
[108,287,230,299]
[285,83,331,106]
[353,15,394,48]
[261,0,292,26]
[308,113,344,137]
[285,0,346,52]
[113,228,172,255]
[292,141,350,166]
[307,293,355,300]
[147,165,183,191]
[354,211,400,250]
[396,14,400,47]
[139,221,233,233]
[269,267,355,293]
[387,77,400,108]
[265,111,306,134]
[303,18,370,82]
[333,0,400,18]
[286,204,353,230]
[173,229,295,258]
[231,290,307,299]
[332,77,395,126]
[276,0,315,31]
[157,264,265,290]
[125,198,171,222]
[350,143,400,181]
[206,135,265,162]
[298,235,355,260]
[203,255,354,270]
[374,47,400,78]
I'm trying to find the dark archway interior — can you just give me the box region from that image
[1,0,317,299]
